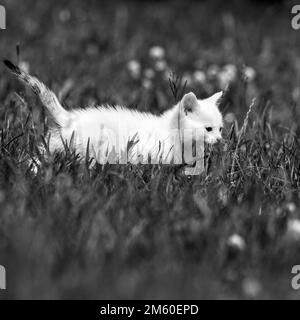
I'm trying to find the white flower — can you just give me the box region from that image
[207,64,220,79]
[193,70,206,84]
[242,278,261,298]
[144,68,155,79]
[18,61,30,73]
[287,219,300,240]
[217,65,237,89]
[142,78,152,89]
[127,60,141,79]
[218,186,229,206]
[154,60,167,72]
[224,112,236,123]
[286,202,296,213]
[244,66,256,82]
[223,64,237,80]
[149,46,165,60]
[217,72,230,89]
[227,234,246,250]
[181,72,193,85]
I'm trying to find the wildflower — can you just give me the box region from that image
[223,64,237,80]
[244,66,256,82]
[242,278,261,298]
[224,112,236,123]
[287,219,300,240]
[193,70,206,84]
[154,60,167,72]
[149,46,165,60]
[217,64,237,89]
[142,79,152,90]
[286,202,296,213]
[240,144,247,153]
[127,60,141,79]
[207,64,220,79]
[218,185,229,206]
[218,72,229,89]
[18,61,30,73]
[227,234,246,251]
[144,68,155,79]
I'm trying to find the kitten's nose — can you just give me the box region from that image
[215,137,223,145]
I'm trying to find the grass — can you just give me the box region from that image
[0,0,300,299]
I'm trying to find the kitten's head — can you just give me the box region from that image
[180,91,223,144]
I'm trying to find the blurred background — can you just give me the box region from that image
[1,0,300,299]
[1,0,300,124]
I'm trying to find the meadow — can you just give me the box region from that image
[0,0,300,299]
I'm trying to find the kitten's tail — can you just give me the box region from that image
[3,59,69,126]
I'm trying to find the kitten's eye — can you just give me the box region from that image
[219,127,223,132]
[205,127,213,132]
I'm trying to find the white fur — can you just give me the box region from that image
[46,92,223,165]
[4,60,223,167]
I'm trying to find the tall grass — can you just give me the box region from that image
[0,0,300,299]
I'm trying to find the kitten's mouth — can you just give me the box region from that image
[204,137,223,145]
[204,139,224,153]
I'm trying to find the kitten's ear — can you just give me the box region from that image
[181,92,198,114]
[208,91,223,105]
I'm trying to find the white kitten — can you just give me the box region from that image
[4,60,223,170]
